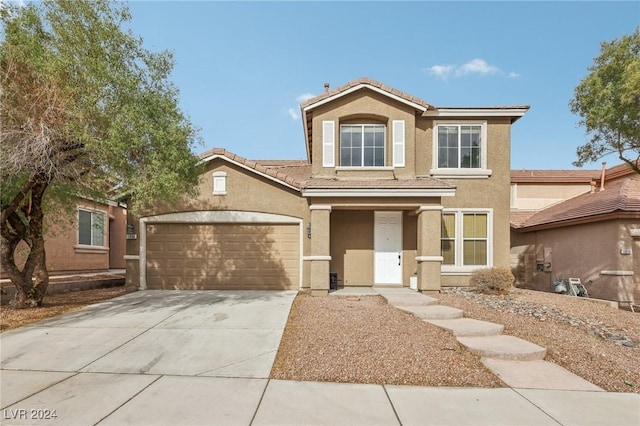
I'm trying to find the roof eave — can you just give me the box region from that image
[423,106,530,123]
[302,83,429,114]
[301,188,456,198]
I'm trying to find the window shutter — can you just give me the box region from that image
[322,120,335,167]
[392,120,405,167]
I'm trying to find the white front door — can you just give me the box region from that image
[374,211,403,285]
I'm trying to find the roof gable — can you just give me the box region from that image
[301,77,432,113]
[199,148,309,191]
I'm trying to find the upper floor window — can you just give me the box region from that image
[340,124,385,167]
[78,209,105,247]
[431,122,490,178]
[437,124,482,169]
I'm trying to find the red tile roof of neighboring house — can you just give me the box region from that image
[510,211,537,228]
[515,174,640,230]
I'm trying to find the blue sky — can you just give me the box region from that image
[126,1,639,170]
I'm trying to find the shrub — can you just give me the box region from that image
[470,267,514,294]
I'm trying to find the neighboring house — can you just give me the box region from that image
[126,78,528,295]
[511,163,640,304]
[1,198,127,278]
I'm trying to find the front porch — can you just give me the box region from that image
[306,204,445,296]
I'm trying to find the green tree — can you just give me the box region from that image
[570,29,640,172]
[1,0,202,307]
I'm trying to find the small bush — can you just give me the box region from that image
[470,267,514,294]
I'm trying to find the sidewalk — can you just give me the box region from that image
[2,374,638,425]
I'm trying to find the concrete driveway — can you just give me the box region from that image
[1,290,297,425]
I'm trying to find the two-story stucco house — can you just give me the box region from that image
[125,78,529,295]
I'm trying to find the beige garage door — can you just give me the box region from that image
[146,223,299,290]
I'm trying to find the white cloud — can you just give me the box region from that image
[296,93,315,103]
[427,64,455,79]
[427,58,519,80]
[455,58,499,76]
[287,108,299,120]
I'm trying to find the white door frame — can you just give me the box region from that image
[374,211,403,285]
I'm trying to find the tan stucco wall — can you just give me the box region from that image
[330,211,374,286]
[511,219,640,303]
[433,119,512,286]
[512,183,591,210]
[128,158,312,288]
[329,210,419,287]
[310,89,417,178]
[108,204,127,269]
[2,200,126,277]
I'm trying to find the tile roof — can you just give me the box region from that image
[300,77,433,111]
[515,174,640,230]
[510,211,537,228]
[199,148,454,192]
[199,148,308,189]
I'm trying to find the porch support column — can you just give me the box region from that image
[309,204,332,296]
[416,205,443,293]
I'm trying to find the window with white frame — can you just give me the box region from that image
[441,210,491,269]
[212,171,227,195]
[436,124,484,169]
[340,124,385,167]
[78,209,105,247]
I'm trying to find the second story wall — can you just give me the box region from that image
[310,89,418,178]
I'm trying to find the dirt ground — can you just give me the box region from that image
[0,286,129,332]
[271,290,640,393]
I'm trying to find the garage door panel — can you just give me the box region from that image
[146,223,299,290]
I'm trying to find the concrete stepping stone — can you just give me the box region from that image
[398,305,463,320]
[425,318,504,337]
[482,359,603,391]
[383,295,439,307]
[457,335,547,361]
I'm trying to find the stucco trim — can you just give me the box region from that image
[309,204,332,211]
[416,256,444,262]
[138,211,303,290]
[417,205,444,212]
[600,270,634,276]
[74,245,109,253]
[303,255,332,261]
[430,169,492,179]
[629,229,640,238]
[302,188,456,198]
[423,107,529,121]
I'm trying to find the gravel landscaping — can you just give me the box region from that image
[271,289,640,393]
